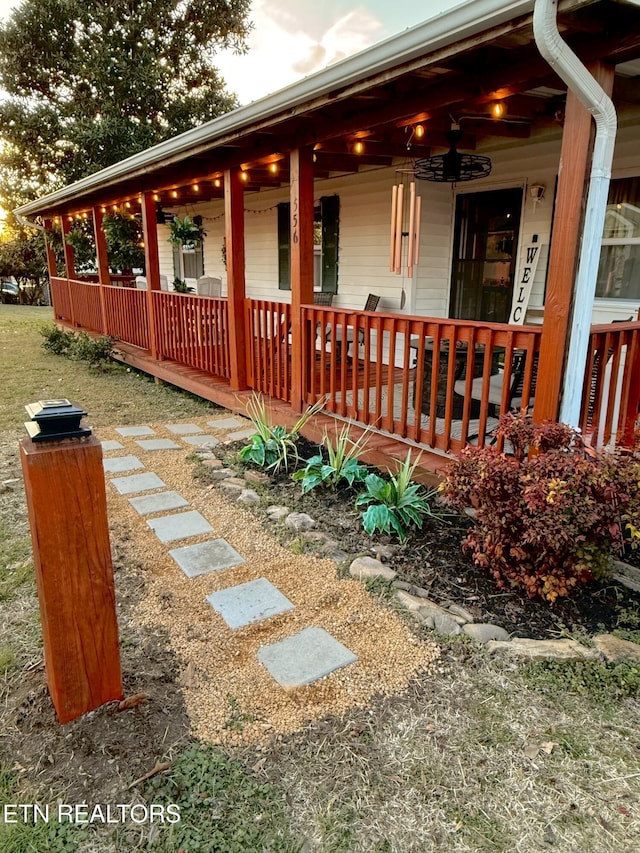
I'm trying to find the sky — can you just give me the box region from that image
[0,0,464,104]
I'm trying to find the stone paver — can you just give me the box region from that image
[109,472,166,495]
[147,510,213,543]
[103,455,145,473]
[257,626,358,687]
[165,423,204,435]
[136,438,181,451]
[206,578,294,629]
[115,425,155,437]
[169,539,245,578]
[226,428,256,441]
[182,434,220,447]
[101,440,124,451]
[207,417,246,430]
[128,491,189,516]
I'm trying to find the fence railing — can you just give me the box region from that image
[103,286,149,350]
[50,277,73,323]
[153,291,230,379]
[301,306,542,453]
[246,299,291,402]
[582,320,640,448]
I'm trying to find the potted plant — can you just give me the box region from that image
[167,215,206,252]
[172,278,194,293]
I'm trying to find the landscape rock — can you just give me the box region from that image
[201,458,223,468]
[237,489,260,505]
[463,623,510,644]
[370,544,397,561]
[446,603,476,623]
[327,549,350,563]
[394,590,426,612]
[266,505,290,522]
[285,512,316,532]
[485,637,599,660]
[419,608,462,636]
[244,469,270,485]
[593,633,640,663]
[210,468,239,481]
[611,558,640,593]
[349,557,397,582]
[218,480,244,496]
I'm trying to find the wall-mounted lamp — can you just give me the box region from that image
[529,184,545,210]
[414,124,425,139]
[353,140,365,155]
[491,101,506,118]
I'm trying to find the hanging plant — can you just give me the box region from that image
[167,215,206,251]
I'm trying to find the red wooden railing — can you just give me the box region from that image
[581,321,640,448]
[246,299,292,402]
[67,279,103,333]
[153,291,230,379]
[301,306,542,453]
[103,285,149,350]
[50,277,73,323]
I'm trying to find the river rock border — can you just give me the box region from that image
[197,447,640,666]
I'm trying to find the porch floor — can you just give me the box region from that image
[112,340,450,482]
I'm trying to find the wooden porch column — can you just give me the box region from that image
[92,206,110,334]
[43,219,58,279]
[289,147,315,412]
[60,214,77,326]
[141,192,161,360]
[533,62,614,424]
[224,168,248,391]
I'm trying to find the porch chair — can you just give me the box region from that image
[313,291,334,306]
[196,276,222,297]
[135,276,147,289]
[453,348,538,414]
[159,275,170,291]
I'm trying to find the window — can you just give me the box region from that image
[278,195,339,292]
[596,177,640,300]
[173,243,204,281]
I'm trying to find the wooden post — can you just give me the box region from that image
[141,192,161,360]
[289,147,315,411]
[20,434,122,724]
[224,168,248,390]
[533,63,614,424]
[43,219,58,279]
[60,214,77,280]
[92,206,110,334]
[60,214,77,326]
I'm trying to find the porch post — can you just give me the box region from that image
[533,62,614,424]
[60,214,77,326]
[141,192,161,359]
[92,206,110,334]
[224,167,248,391]
[289,147,315,412]
[43,219,58,279]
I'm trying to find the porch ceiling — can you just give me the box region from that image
[18,0,640,219]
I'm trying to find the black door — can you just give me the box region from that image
[449,188,523,323]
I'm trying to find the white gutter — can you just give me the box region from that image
[15,0,542,216]
[533,0,617,428]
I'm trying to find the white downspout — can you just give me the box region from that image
[533,0,617,427]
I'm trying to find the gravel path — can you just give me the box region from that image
[99,416,440,747]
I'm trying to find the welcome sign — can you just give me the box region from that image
[509,238,543,324]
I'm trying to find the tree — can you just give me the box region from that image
[0,224,48,304]
[0,0,251,210]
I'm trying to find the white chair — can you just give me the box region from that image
[196,276,222,297]
[135,276,147,289]
[159,275,170,291]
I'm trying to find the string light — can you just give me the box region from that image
[192,183,200,192]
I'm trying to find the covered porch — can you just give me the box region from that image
[21,0,640,473]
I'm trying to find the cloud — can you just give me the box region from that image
[214,0,384,104]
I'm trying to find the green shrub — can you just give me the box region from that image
[442,413,640,602]
[292,423,368,492]
[40,323,75,356]
[239,394,325,475]
[40,324,116,370]
[356,451,440,542]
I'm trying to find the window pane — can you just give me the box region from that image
[596,243,640,299]
[603,177,640,239]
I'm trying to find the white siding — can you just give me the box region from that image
[157,121,640,322]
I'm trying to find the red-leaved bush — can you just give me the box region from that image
[442,413,640,603]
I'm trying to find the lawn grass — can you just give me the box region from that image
[1,305,639,851]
